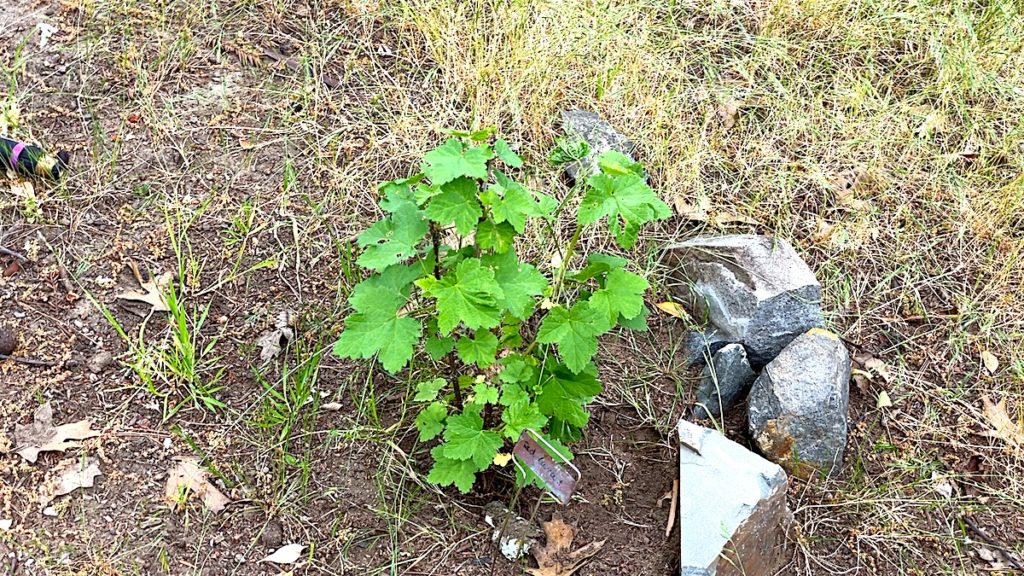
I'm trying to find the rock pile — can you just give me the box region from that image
[665,233,852,575]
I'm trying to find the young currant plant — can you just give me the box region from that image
[334,128,669,494]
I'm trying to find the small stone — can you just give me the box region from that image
[747,328,851,478]
[87,351,114,374]
[0,327,16,356]
[664,235,824,366]
[681,328,731,367]
[678,419,791,576]
[482,501,542,561]
[260,520,283,548]
[694,344,756,420]
[560,109,637,182]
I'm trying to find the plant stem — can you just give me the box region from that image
[429,224,442,279]
[447,352,463,410]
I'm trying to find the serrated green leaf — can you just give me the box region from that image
[501,401,548,440]
[441,406,503,469]
[535,363,602,428]
[424,177,483,235]
[548,417,582,443]
[481,172,554,233]
[618,306,649,331]
[499,357,537,385]
[570,252,626,282]
[421,139,492,186]
[587,268,649,331]
[499,382,531,406]
[421,258,504,334]
[378,175,421,212]
[514,434,573,490]
[536,303,604,373]
[579,171,670,249]
[548,137,590,165]
[424,334,455,360]
[476,219,516,254]
[428,446,478,493]
[348,263,422,314]
[415,402,447,441]
[414,378,447,402]
[472,382,500,405]
[494,139,523,167]
[597,150,644,177]
[456,331,499,368]
[356,202,428,271]
[333,308,421,373]
[481,250,547,320]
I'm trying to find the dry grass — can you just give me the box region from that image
[2,0,1023,574]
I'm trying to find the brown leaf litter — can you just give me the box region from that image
[11,403,100,463]
[525,514,605,576]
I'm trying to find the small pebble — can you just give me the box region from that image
[87,351,114,374]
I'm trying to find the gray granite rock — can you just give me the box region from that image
[561,109,637,182]
[694,344,757,420]
[664,235,824,366]
[747,328,851,478]
[678,419,791,576]
[681,328,732,367]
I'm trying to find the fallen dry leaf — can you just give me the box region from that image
[13,403,100,463]
[674,193,710,221]
[261,543,306,564]
[980,350,998,375]
[865,358,893,383]
[39,457,102,506]
[525,514,605,576]
[716,98,739,130]
[165,457,230,513]
[257,310,297,361]
[117,271,172,312]
[655,301,689,320]
[980,395,1024,449]
[710,211,759,227]
[832,168,873,211]
[876,390,893,409]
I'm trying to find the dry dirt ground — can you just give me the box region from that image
[2,0,1024,575]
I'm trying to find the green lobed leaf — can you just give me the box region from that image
[494,139,524,167]
[579,169,670,249]
[333,308,421,373]
[414,378,447,402]
[547,417,582,443]
[499,382,531,407]
[498,356,538,385]
[548,138,590,165]
[617,305,650,331]
[424,177,483,235]
[501,401,548,440]
[476,219,516,254]
[356,201,429,271]
[348,263,422,314]
[378,176,421,212]
[415,402,447,441]
[535,363,602,428]
[481,250,548,320]
[587,268,649,331]
[536,302,605,374]
[440,406,504,469]
[471,381,500,405]
[421,139,492,186]
[481,172,554,233]
[427,446,478,493]
[419,258,504,334]
[596,150,645,177]
[456,331,499,368]
[424,334,455,360]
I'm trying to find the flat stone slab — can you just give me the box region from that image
[678,419,791,576]
[747,328,851,478]
[694,343,757,420]
[561,109,637,182]
[664,234,824,366]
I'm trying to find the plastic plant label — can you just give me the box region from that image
[513,430,578,504]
